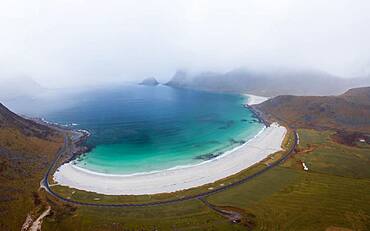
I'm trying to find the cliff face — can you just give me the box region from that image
[166,69,370,96]
[254,87,370,133]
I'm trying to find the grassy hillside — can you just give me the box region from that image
[38,87,370,230]
[340,87,370,106]
[208,130,370,230]
[41,129,370,231]
[0,103,58,139]
[254,87,370,133]
[1,86,370,230]
[0,103,63,231]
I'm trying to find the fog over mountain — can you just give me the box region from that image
[166,68,370,96]
[1,0,370,89]
[0,76,46,101]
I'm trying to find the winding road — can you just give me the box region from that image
[41,128,298,207]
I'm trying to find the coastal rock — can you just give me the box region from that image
[140,77,159,86]
[194,152,223,160]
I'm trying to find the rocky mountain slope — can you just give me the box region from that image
[254,87,370,133]
[0,103,57,139]
[0,103,63,230]
[166,69,370,96]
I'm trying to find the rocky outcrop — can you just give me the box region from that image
[140,77,159,86]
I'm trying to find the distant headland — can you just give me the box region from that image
[139,77,159,86]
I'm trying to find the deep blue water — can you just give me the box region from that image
[8,85,264,174]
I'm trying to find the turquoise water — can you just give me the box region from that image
[19,85,264,174]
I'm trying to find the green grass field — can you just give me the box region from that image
[0,128,63,231]
[40,129,370,231]
[47,130,295,206]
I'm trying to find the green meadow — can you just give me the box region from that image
[42,129,370,230]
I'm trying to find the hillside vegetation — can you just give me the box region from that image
[42,129,370,230]
[254,87,370,133]
[340,87,370,106]
[0,103,63,231]
[1,86,369,230]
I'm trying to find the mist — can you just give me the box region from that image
[1,0,370,88]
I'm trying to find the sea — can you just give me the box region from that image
[7,84,264,175]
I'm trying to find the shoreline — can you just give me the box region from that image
[54,122,286,195]
[244,94,269,105]
[57,93,269,175]
[63,126,267,178]
[27,116,91,163]
[52,93,281,195]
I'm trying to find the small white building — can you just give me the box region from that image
[302,162,309,171]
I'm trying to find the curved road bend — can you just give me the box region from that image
[42,129,298,207]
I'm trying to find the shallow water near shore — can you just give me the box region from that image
[11,85,264,174]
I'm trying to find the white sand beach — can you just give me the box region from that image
[53,123,287,195]
[245,94,269,105]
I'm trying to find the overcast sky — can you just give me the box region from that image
[1,0,370,88]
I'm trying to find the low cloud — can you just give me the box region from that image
[1,0,370,88]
